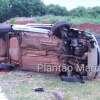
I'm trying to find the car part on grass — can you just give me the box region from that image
[33,88,64,100]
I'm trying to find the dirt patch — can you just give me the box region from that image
[6,17,37,24]
[73,23,100,34]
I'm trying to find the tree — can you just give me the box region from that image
[87,7,100,18]
[0,0,10,22]
[0,0,46,22]
[9,0,46,17]
[0,0,100,23]
[69,7,87,17]
[46,4,68,16]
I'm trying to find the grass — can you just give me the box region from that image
[8,15,100,24]
[0,71,100,100]
[35,15,100,24]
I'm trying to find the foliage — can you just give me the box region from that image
[70,7,100,18]
[0,0,100,22]
[0,0,10,22]
[0,0,46,22]
[69,7,88,17]
[9,0,46,17]
[46,4,68,16]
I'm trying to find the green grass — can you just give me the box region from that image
[35,15,100,24]
[8,15,100,24]
[0,71,100,100]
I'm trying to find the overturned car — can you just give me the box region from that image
[0,22,99,83]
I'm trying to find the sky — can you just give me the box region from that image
[42,0,100,10]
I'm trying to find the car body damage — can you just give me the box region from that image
[51,22,100,82]
[0,22,99,83]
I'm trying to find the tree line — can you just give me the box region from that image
[0,0,100,22]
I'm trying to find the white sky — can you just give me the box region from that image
[42,0,100,10]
